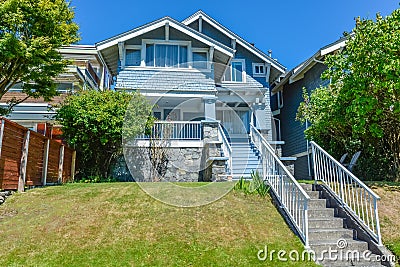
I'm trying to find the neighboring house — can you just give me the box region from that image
[0,45,110,141]
[270,37,347,179]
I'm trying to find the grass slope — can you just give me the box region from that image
[0,183,317,267]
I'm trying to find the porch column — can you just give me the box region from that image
[203,96,217,120]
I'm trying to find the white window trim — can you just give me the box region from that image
[252,63,266,77]
[141,39,192,69]
[222,59,246,83]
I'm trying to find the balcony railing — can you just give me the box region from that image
[137,121,202,140]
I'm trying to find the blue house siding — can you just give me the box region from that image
[197,20,232,48]
[276,63,328,178]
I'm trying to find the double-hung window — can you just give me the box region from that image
[146,44,188,68]
[223,59,245,82]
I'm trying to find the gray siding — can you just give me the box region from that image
[277,63,328,157]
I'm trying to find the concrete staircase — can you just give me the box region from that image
[301,184,385,267]
[230,138,262,179]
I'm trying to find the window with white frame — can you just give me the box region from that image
[145,43,188,68]
[253,63,266,76]
[192,50,208,69]
[126,49,141,66]
[223,59,245,82]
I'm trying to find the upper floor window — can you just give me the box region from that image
[146,44,188,68]
[126,49,141,66]
[253,63,266,76]
[223,59,246,82]
[192,50,208,69]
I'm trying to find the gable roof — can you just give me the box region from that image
[182,10,286,73]
[96,16,235,76]
[271,37,347,94]
[96,16,235,56]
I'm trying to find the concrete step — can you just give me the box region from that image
[309,228,354,241]
[308,199,327,209]
[300,183,314,191]
[309,217,344,229]
[308,208,335,218]
[307,191,321,199]
[310,239,369,256]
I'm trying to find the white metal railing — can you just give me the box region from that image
[311,141,382,245]
[137,121,202,140]
[218,124,233,176]
[250,124,310,248]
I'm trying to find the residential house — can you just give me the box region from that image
[271,37,347,179]
[0,45,110,141]
[96,11,286,180]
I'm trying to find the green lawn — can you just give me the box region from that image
[0,183,318,267]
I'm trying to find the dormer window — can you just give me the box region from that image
[145,43,188,68]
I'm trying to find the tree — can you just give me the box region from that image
[56,90,153,179]
[0,0,79,114]
[298,8,400,181]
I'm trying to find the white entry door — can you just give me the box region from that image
[217,110,250,135]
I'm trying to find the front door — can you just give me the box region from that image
[217,109,250,135]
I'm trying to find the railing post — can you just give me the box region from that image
[42,139,50,186]
[339,171,345,207]
[304,199,309,249]
[18,131,30,192]
[58,146,65,184]
[374,200,383,246]
[311,143,317,183]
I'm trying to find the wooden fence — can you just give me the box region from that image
[0,118,76,192]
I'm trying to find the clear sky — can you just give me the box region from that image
[71,0,399,70]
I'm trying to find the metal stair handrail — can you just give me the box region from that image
[218,124,233,176]
[311,141,382,245]
[250,124,310,248]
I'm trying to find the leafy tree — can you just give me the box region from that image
[0,0,79,114]
[56,90,153,179]
[298,8,400,181]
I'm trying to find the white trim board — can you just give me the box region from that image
[96,17,234,58]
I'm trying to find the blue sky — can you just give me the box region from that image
[71,0,399,69]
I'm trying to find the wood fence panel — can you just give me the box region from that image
[0,120,25,190]
[26,132,46,186]
[46,140,61,184]
[62,147,73,183]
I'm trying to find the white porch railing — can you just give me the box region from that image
[137,121,202,140]
[218,124,233,176]
[311,141,382,245]
[250,124,310,248]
